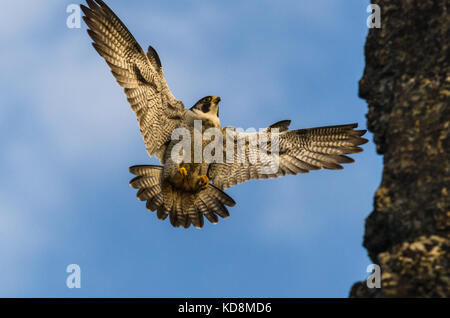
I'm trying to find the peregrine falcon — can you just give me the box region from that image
[81,0,368,228]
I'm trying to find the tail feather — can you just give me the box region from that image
[161,185,174,218]
[136,184,161,201]
[204,185,236,207]
[199,194,229,219]
[129,165,164,177]
[129,176,159,189]
[183,198,204,229]
[156,206,169,221]
[129,165,236,228]
[196,199,218,224]
[145,189,164,211]
[187,204,204,229]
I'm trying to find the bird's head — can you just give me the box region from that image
[190,96,221,117]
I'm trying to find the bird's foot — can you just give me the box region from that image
[177,167,188,178]
[197,175,209,189]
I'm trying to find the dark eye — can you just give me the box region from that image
[204,97,211,103]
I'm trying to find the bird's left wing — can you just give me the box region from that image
[81,0,185,159]
[207,121,368,190]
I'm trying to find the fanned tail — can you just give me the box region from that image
[129,165,236,229]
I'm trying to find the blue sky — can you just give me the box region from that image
[0,0,381,297]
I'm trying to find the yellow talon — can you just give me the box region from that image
[198,175,209,189]
[177,167,187,177]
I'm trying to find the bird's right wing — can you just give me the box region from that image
[208,122,368,190]
[81,0,185,158]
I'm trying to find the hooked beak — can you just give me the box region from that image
[211,96,221,104]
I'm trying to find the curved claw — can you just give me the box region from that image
[197,175,210,189]
[177,167,187,177]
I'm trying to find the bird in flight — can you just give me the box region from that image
[81,0,368,229]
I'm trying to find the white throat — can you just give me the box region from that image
[187,109,221,128]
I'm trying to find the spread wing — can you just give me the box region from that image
[81,0,185,159]
[207,122,368,189]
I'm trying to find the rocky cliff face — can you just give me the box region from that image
[350,0,449,297]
